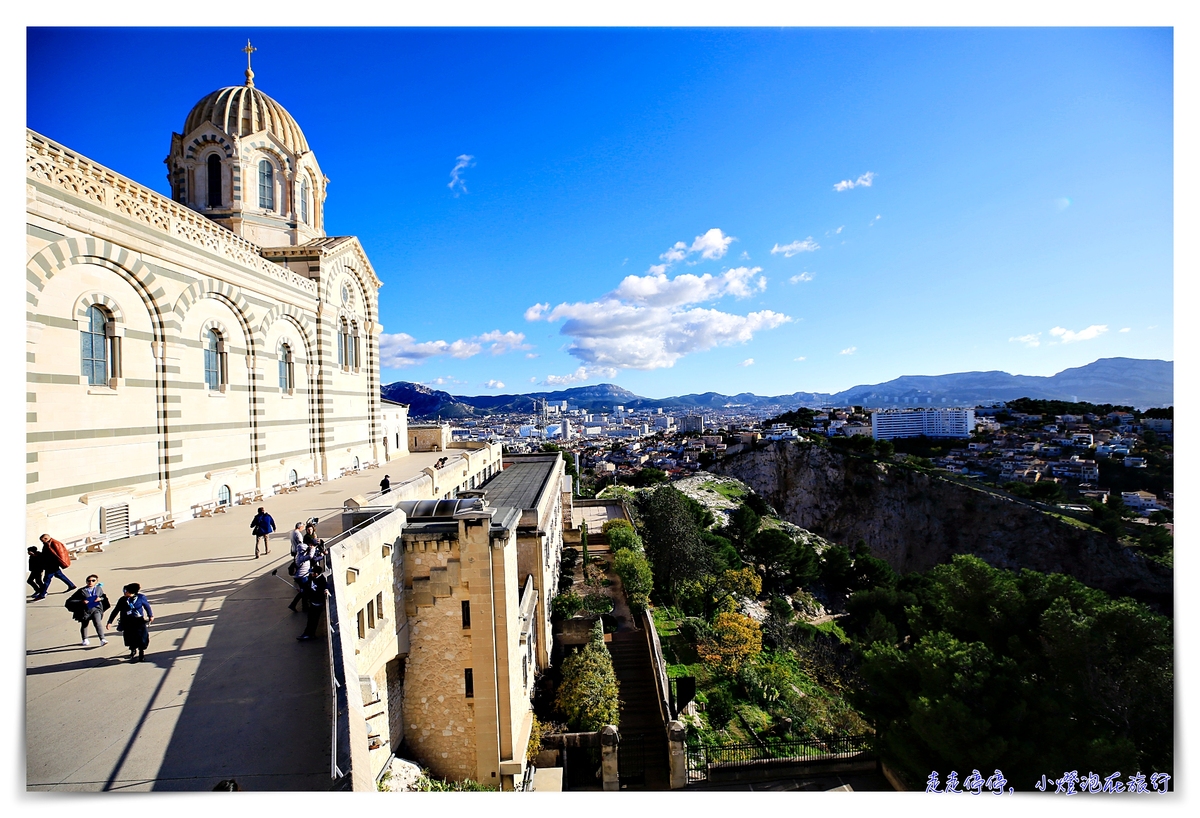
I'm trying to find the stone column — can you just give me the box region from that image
[600,725,619,791]
[668,720,688,789]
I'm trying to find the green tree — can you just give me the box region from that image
[556,621,621,731]
[642,485,710,599]
[702,531,741,572]
[727,503,761,547]
[601,518,634,536]
[874,438,895,459]
[819,544,855,601]
[581,521,589,568]
[745,528,819,593]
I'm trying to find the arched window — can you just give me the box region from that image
[288,469,298,486]
[204,329,226,391]
[350,321,361,371]
[338,318,349,369]
[207,154,222,208]
[258,160,274,210]
[217,485,232,506]
[278,342,294,393]
[81,305,112,386]
[299,177,309,224]
[353,456,360,470]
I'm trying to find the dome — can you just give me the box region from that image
[183,85,309,155]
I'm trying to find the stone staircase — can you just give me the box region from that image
[607,628,671,790]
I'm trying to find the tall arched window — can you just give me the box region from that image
[279,342,294,393]
[207,154,222,207]
[299,177,309,224]
[81,305,110,386]
[338,318,349,369]
[217,485,232,507]
[258,160,274,210]
[350,321,361,371]
[204,329,226,391]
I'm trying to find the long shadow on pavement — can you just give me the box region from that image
[147,571,331,791]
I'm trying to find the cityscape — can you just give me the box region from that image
[22,24,1174,801]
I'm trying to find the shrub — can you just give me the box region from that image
[613,547,654,614]
[706,687,735,728]
[556,621,620,731]
[602,518,634,536]
[607,525,644,554]
[582,593,614,615]
[526,715,545,763]
[551,591,583,620]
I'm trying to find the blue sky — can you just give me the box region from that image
[26,26,1174,397]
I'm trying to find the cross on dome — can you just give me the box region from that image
[243,39,257,87]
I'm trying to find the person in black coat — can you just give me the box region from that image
[296,572,328,641]
[27,547,46,595]
[106,582,154,662]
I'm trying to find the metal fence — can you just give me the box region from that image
[685,734,872,783]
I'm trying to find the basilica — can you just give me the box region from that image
[25,57,397,543]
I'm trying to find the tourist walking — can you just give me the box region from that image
[379,474,391,494]
[296,571,328,641]
[33,534,76,599]
[251,506,276,559]
[27,546,46,595]
[66,575,110,646]
[106,582,154,662]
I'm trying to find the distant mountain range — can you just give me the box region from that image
[381,357,1173,418]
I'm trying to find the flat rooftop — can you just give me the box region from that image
[481,457,558,512]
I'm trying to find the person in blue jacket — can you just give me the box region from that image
[250,506,276,559]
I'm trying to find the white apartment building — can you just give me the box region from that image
[871,408,976,440]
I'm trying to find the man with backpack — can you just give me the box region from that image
[250,506,276,559]
[32,534,76,599]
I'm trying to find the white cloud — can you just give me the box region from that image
[1009,333,1042,348]
[771,238,819,257]
[835,225,844,234]
[542,366,620,386]
[649,229,736,274]
[379,329,527,368]
[868,214,882,227]
[794,356,806,362]
[474,330,532,355]
[740,358,754,367]
[529,376,538,383]
[840,346,857,355]
[1050,325,1109,344]
[424,376,466,387]
[448,154,474,196]
[789,272,814,284]
[609,266,766,308]
[1120,327,1131,333]
[833,171,876,192]
[524,302,550,321]
[528,277,790,371]
[484,379,505,390]
[525,352,540,359]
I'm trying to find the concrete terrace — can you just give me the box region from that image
[24,451,454,792]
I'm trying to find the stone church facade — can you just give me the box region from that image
[25,67,384,544]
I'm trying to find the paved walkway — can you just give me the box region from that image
[24,454,447,792]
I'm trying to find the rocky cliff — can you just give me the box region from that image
[716,441,1172,611]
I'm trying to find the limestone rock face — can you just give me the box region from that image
[715,441,1172,611]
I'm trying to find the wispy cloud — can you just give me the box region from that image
[789,272,814,284]
[483,379,505,390]
[424,376,467,387]
[771,238,819,257]
[379,329,528,368]
[833,171,875,192]
[868,214,882,227]
[794,356,806,361]
[543,366,619,386]
[448,154,474,196]
[525,352,540,359]
[1009,333,1042,348]
[526,266,790,371]
[739,358,754,367]
[652,228,736,275]
[1120,327,1131,333]
[1050,325,1108,344]
[840,346,857,355]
